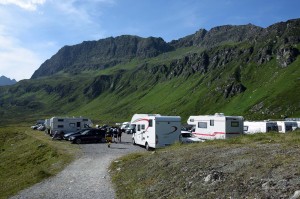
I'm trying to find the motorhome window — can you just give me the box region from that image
[141,124,145,130]
[190,119,194,122]
[69,123,75,127]
[58,125,64,128]
[231,121,239,127]
[58,119,64,122]
[83,119,88,121]
[138,125,141,131]
[210,120,214,126]
[244,126,248,131]
[149,119,153,127]
[198,122,207,128]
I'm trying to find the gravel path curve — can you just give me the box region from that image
[10,134,144,199]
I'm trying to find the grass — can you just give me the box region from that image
[110,130,300,199]
[0,125,80,199]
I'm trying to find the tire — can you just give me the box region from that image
[75,139,82,144]
[145,142,150,151]
[132,138,136,145]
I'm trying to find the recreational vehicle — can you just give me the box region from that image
[187,113,244,140]
[243,121,278,134]
[285,118,300,129]
[276,121,298,133]
[131,114,181,150]
[49,116,93,135]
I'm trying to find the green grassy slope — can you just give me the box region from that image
[110,131,300,199]
[0,126,79,199]
[0,42,299,125]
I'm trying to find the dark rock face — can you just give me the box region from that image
[31,36,174,79]
[0,76,17,86]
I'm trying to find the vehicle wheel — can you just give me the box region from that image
[132,138,136,145]
[145,142,150,151]
[76,139,82,144]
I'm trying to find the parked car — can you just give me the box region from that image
[69,128,106,144]
[125,124,136,134]
[64,128,90,140]
[179,132,205,143]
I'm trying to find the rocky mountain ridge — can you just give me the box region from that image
[31,19,300,80]
[0,76,17,86]
[0,18,299,123]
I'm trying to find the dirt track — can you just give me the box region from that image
[10,133,144,199]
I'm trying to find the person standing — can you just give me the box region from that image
[117,127,122,143]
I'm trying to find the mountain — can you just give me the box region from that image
[0,76,17,86]
[31,35,174,79]
[0,18,299,124]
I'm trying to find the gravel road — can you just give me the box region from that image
[10,133,144,199]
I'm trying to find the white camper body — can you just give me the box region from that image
[243,121,278,134]
[44,119,51,129]
[131,114,181,150]
[285,118,300,129]
[276,121,298,133]
[50,116,93,135]
[187,113,244,140]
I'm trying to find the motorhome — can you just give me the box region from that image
[187,113,244,140]
[131,114,181,150]
[276,121,298,133]
[285,118,300,129]
[243,121,278,134]
[49,116,93,136]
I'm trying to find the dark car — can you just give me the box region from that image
[63,128,90,140]
[69,128,106,144]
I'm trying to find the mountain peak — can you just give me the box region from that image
[0,75,17,86]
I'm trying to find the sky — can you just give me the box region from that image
[0,0,299,81]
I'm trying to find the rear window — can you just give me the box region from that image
[231,121,239,127]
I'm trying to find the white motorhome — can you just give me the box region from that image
[187,113,244,140]
[131,114,181,150]
[243,121,278,134]
[285,118,300,129]
[276,121,298,133]
[49,116,93,135]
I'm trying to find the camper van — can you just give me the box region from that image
[187,113,244,140]
[285,118,300,129]
[131,114,181,150]
[244,121,278,134]
[49,116,93,136]
[276,121,298,133]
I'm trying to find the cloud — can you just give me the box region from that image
[0,29,42,81]
[0,0,46,11]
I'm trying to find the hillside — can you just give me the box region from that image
[0,18,299,124]
[110,131,300,199]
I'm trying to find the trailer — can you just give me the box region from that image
[187,113,244,140]
[49,116,93,136]
[243,121,278,134]
[131,114,181,150]
[276,121,298,133]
